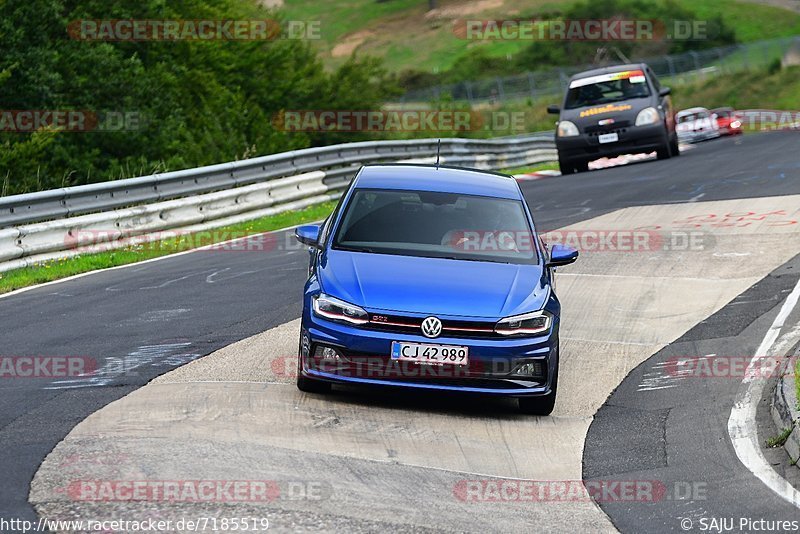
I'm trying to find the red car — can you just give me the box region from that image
[711,107,743,136]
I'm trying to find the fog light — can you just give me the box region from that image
[313,345,342,361]
[512,361,543,377]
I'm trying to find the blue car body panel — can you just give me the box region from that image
[297,164,568,398]
[317,250,549,318]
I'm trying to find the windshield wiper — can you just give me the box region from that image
[336,245,375,254]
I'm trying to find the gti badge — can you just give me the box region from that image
[421,316,443,338]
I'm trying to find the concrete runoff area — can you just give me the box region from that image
[30,195,800,532]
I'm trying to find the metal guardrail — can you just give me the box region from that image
[0,133,557,272]
[0,134,554,228]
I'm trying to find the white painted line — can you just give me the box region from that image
[727,277,800,509]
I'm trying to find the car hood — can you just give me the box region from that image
[318,250,548,319]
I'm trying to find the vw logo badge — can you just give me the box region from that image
[421,316,443,338]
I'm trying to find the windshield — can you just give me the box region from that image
[565,71,651,109]
[332,189,538,264]
[677,112,707,123]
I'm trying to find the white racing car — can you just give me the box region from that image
[675,107,721,143]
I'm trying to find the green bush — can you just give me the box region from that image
[0,0,398,195]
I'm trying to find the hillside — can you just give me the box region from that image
[282,0,800,74]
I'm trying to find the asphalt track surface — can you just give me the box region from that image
[2,131,800,531]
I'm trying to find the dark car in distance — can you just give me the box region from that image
[548,63,679,174]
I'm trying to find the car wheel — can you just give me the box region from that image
[518,371,558,416]
[297,374,331,393]
[296,336,331,394]
[670,133,680,157]
[558,157,575,175]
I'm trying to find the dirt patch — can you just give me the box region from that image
[332,29,376,57]
[749,0,800,13]
[425,0,505,19]
[258,0,284,8]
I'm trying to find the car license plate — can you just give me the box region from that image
[391,341,469,366]
[598,133,618,144]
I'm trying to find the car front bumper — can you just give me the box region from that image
[677,129,720,143]
[555,123,668,161]
[299,308,558,397]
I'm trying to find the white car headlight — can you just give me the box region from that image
[557,121,579,137]
[635,107,661,126]
[495,310,552,336]
[312,294,369,325]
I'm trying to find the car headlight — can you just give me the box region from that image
[312,294,369,325]
[557,121,579,137]
[495,310,552,336]
[635,107,661,126]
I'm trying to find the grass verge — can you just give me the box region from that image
[766,427,794,448]
[0,201,337,295]
[796,359,800,410]
[503,162,560,175]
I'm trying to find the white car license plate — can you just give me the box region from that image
[390,341,469,366]
[598,133,619,144]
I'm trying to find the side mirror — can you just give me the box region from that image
[547,104,561,115]
[659,87,671,97]
[295,224,321,247]
[547,244,578,267]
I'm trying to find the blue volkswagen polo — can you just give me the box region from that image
[294,164,577,415]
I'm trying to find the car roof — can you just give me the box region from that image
[569,63,648,81]
[353,164,522,200]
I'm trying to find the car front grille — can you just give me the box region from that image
[584,120,631,135]
[364,313,501,338]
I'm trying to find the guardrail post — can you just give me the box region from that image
[558,69,568,91]
[496,78,505,102]
[689,51,701,80]
[527,72,537,100]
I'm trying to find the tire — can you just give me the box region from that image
[670,133,680,157]
[558,157,575,175]
[297,374,331,394]
[296,335,331,394]
[559,158,588,175]
[656,129,673,160]
[518,370,558,416]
